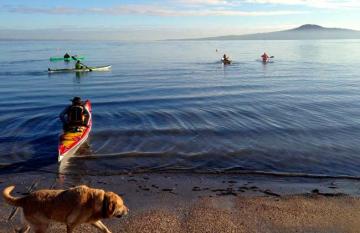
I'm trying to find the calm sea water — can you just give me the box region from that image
[1,39,360,177]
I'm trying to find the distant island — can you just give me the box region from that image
[185,24,360,40]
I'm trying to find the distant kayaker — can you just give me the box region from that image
[64,53,70,59]
[222,54,231,64]
[75,60,84,70]
[261,52,269,62]
[60,97,90,130]
[222,54,229,61]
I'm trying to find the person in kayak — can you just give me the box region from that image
[75,60,84,70]
[60,97,90,130]
[64,53,70,59]
[261,52,270,62]
[222,54,231,64]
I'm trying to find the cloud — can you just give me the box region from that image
[245,0,360,9]
[178,0,360,9]
[2,4,307,17]
[5,5,79,14]
[178,0,233,4]
[177,0,239,5]
[3,0,360,19]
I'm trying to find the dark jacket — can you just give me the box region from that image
[59,104,90,127]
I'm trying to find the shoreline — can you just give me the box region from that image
[2,172,360,232]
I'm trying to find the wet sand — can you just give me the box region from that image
[1,172,360,232]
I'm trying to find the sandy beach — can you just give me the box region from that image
[1,172,360,233]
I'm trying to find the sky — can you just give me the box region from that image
[1,0,360,40]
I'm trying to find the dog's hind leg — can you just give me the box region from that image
[15,210,31,233]
[66,224,76,233]
[32,224,49,233]
[15,225,30,233]
[91,220,112,233]
[25,216,48,233]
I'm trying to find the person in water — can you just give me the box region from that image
[261,52,269,62]
[222,54,231,63]
[75,60,84,69]
[60,97,90,130]
[64,53,70,59]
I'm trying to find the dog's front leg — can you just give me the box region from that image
[91,220,112,233]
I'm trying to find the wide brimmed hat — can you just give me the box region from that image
[70,96,82,104]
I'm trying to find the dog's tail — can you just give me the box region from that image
[3,186,23,207]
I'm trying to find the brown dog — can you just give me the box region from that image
[3,185,128,233]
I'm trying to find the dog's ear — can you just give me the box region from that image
[105,193,117,217]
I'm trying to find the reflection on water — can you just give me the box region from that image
[59,141,92,174]
[58,141,92,185]
[75,71,88,80]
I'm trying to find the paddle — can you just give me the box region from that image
[72,56,92,72]
[221,56,230,61]
[221,58,232,65]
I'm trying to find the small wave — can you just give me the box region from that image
[0,71,47,77]
[53,158,360,181]
[6,59,45,65]
[0,156,57,175]
[218,169,360,180]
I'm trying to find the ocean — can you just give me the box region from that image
[1,39,360,178]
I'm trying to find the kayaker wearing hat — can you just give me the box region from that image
[64,53,70,59]
[60,97,90,130]
[75,60,84,70]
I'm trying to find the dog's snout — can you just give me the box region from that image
[116,207,129,218]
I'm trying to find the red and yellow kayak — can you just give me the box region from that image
[58,100,92,162]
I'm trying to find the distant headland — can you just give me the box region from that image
[182,24,360,40]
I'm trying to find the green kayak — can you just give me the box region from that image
[50,56,85,62]
[48,65,111,73]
